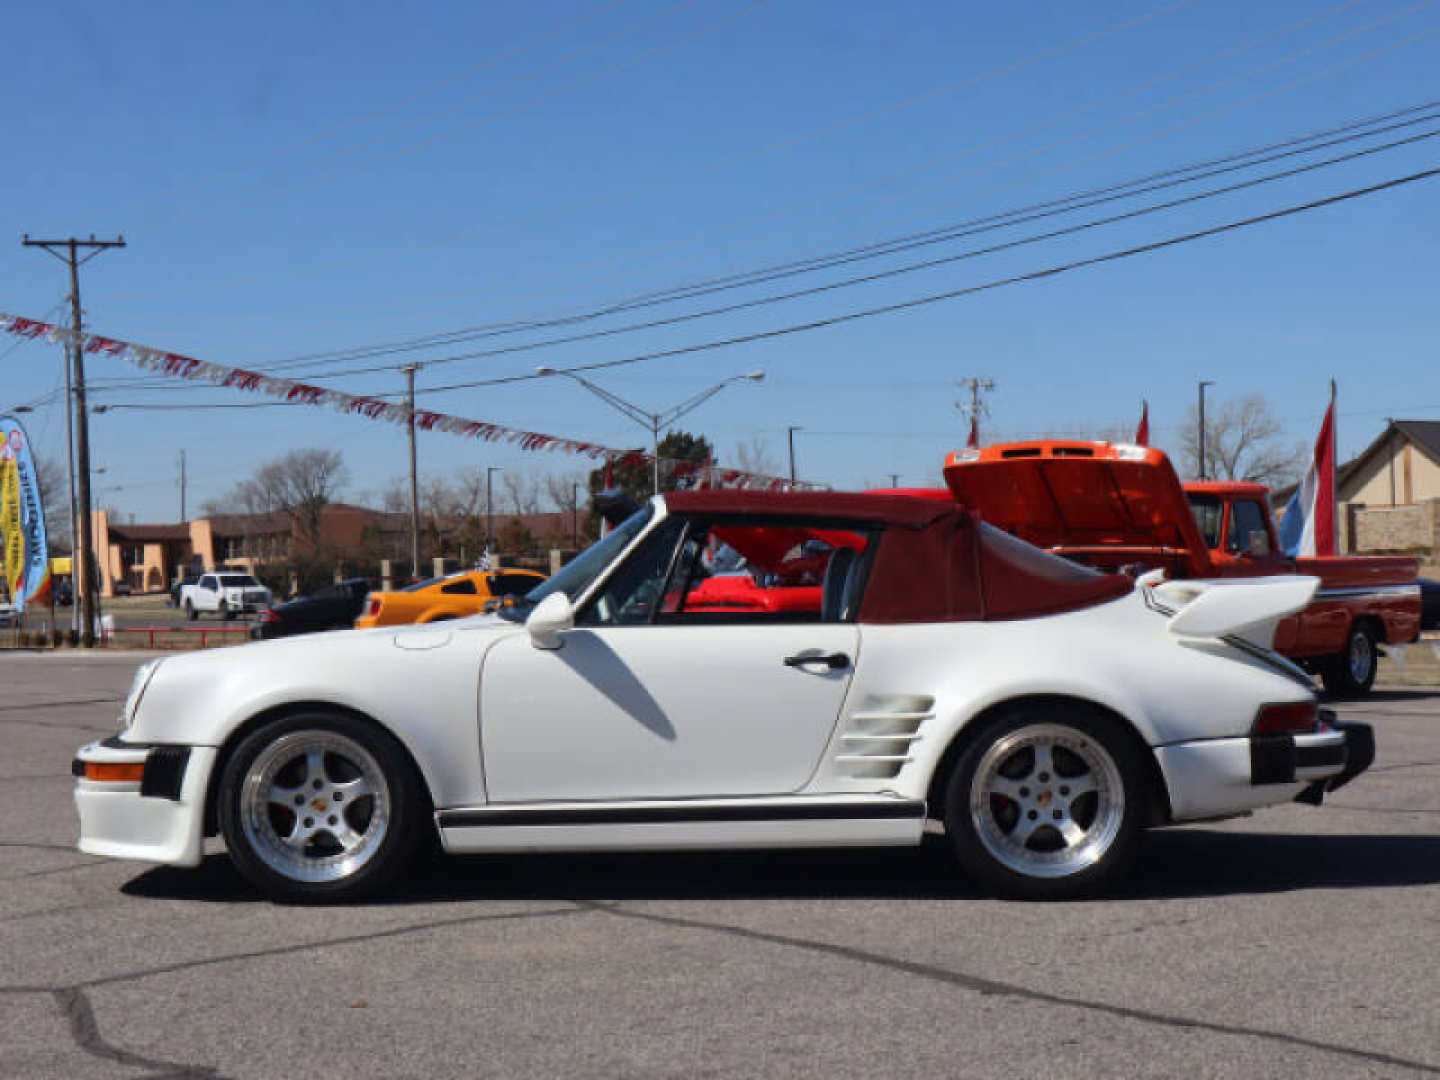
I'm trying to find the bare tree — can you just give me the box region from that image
[214,448,346,545]
[500,468,543,516]
[733,436,779,478]
[1178,395,1304,487]
[32,455,71,550]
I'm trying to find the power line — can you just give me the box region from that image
[627,166,1440,364]
[259,0,1430,366]
[259,100,1440,376]
[298,129,1440,372]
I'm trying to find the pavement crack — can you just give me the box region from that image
[586,902,1440,1076]
[1327,804,1440,815]
[0,840,80,853]
[81,904,589,990]
[55,986,225,1078]
[0,697,121,712]
[0,986,222,1077]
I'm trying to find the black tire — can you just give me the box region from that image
[943,704,1147,900]
[184,600,196,622]
[222,604,235,621]
[217,711,427,903]
[1320,623,1378,696]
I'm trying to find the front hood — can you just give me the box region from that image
[944,441,1207,556]
[126,613,520,745]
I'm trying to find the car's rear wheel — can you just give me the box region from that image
[1320,623,1377,696]
[218,712,425,902]
[184,600,196,622]
[944,706,1145,900]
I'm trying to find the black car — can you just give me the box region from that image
[1421,577,1440,632]
[249,578,372,640]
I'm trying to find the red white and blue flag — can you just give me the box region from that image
[1277,389,1336,557]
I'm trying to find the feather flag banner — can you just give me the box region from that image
[0,312,817,491]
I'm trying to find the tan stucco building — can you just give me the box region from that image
[1335,420,1440,559]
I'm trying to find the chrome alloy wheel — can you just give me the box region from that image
[968,723,1125,880]
[239,731,391,884]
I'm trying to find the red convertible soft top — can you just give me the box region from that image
[663,489,1130,623]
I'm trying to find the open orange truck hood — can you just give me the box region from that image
[942,441,1208,569]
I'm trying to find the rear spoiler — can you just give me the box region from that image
[1140,571,1318,650]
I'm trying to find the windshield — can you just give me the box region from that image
[502,503,656,620]
[218,575,261,588]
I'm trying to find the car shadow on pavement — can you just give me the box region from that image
[121,829,1440,905]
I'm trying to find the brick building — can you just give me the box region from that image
[92,503,577,597]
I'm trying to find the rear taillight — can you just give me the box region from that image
[259,609,280,623]
[366,599,381,616]
[1254,702,1318,735]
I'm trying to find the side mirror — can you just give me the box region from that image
[1247,530,1271,557]
[526,592,574,650]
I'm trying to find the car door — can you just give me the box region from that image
[480,515,870,803]
[197,575,218,611]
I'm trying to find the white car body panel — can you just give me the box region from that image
[480,624,858,801]
[72,493,1357,882]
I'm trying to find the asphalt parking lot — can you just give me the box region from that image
[2,651,1437,1079]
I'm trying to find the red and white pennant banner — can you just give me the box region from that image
[1,313,814,491]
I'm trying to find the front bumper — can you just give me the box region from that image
[1154,714,1372,822]
[72,737,216,867]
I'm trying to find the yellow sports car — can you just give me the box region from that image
[353,568,546,628]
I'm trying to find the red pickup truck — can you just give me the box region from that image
[942,440,1422,695]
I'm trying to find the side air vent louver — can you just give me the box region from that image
[834,694,934,779]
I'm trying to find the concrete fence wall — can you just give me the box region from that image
[1347,498,1440,555]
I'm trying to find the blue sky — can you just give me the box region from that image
[2,0,1436,522]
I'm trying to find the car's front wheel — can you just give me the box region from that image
[943,705,1145,900]
[184,600,196,621]
[218,712,426,902]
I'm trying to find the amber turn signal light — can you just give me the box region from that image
[84,761,146,783]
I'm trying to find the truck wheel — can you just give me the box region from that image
[185,600,196,622]
[942,705,1145,900]
[1321,623,1378,696]
[222,604,235,621]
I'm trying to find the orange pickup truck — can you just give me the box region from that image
[943,440,1422,695]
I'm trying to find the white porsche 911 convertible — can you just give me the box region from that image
[73,490,1372,902]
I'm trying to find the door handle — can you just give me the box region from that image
[783,651,850,671]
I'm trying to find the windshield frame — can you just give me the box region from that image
[501,501,659,621]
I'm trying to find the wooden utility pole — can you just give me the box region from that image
[402,364,421,579]
[22,234,125,646]
[956,377,996,445]
[179,449,187,522]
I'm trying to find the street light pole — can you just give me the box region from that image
[1197,380,1215,480]
[536,367,764,494]
[786,426,801,483]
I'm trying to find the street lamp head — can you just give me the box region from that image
[12,405,32,414]
[535,366,557,375]
[744,371,765,382]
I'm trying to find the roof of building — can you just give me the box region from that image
[104,523,191,542]
[1337,420,1440,496]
